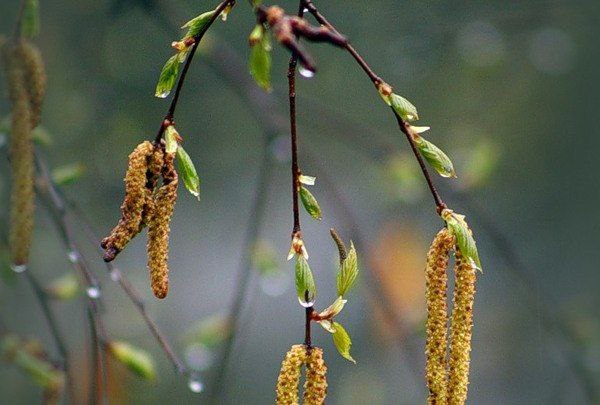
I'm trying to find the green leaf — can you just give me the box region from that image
[390,93,418,121]
[249,29,272,92]
[176,146,201,200]
[184,313,232,348]
[45,273,79,300]
[442,210,482,271]
[295,256,316,305]
[21,0,40,38]
[109,341,156,380]
[164,126,179,154]
[299,186,322,220]
[251,240,280,275]
[414,135,456,178]
[332,322,355,363]
[318,296,347,319]
[182,10,217,39]
[51,163,85,186]
[336,242,358,296]
[155,53,186,98]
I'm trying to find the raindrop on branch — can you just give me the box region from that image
[10,264,27,273]
[86,286,101,299]
[299,66,315,78]
[188,375,204,394]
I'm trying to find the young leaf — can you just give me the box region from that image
[332,322,355,363]
[249,29,272,92]
[155,53,186,98]
[390,93,418,121]
[164,125,180,154]
[51,163,85,186]
[21,0,40,38]
[108,341,156,380]
[295,256,316,305]
[184,313,232,348]
[336,242,358,297]
[442,209,482,271]
[176,146,201,200]
[414,135,456,178]
[299,186,322,220]
[45,273,79,300]
[182,10,217,39]
[318,296,347,319]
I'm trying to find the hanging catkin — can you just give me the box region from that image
[101,141,153,261]
[2,41,35,267]
[425,228,455,404]
[146,151,178,299]
[302,347,327,405]
[276,345,308,405]
[141,142,165,228]
[14,41,46,128]
[448,249,477,405]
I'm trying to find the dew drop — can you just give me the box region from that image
[156,91,170,99]
[86,286,101,299]
[10,264,27,273]
[188,376,204,394]
[298,298,315,308]
[302,7,309,13]
[299,67,315,78]
[67,250,80,263]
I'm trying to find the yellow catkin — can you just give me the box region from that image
[276,344,308,405]
[448,249,477,405]
[146,152,177,299]
[141,142,165,228]
[101,141,153,261]
[425,228,455,404]
[14,41,46,128]
[302,347,327,405]
[2,43,35,266]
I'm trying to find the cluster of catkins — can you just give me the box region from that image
[425,228,477,405]
[0,36,46,267]
[101,140,178,299]
[276,344,328,405]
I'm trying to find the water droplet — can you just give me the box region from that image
[302,7,309,13]
[67,251,80,263]
[10,264,27,273]
[109,269,121,282]
[299,67,315,78]
[86,286,101,299]
[156,91,170,99]
[188,375,204,394]
[298,298,315,308]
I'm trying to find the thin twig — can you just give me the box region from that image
[66,202,187,375]
[302,0,446,214]
[154,0,235,143]
[209,133,274,403]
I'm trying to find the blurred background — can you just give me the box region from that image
[1,0,599,403]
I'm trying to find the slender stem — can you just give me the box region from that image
[67,203,187,375]
[394,112,446,212]
[303,0,446,213]
[154,0,235,143]
[209,134,273,403]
